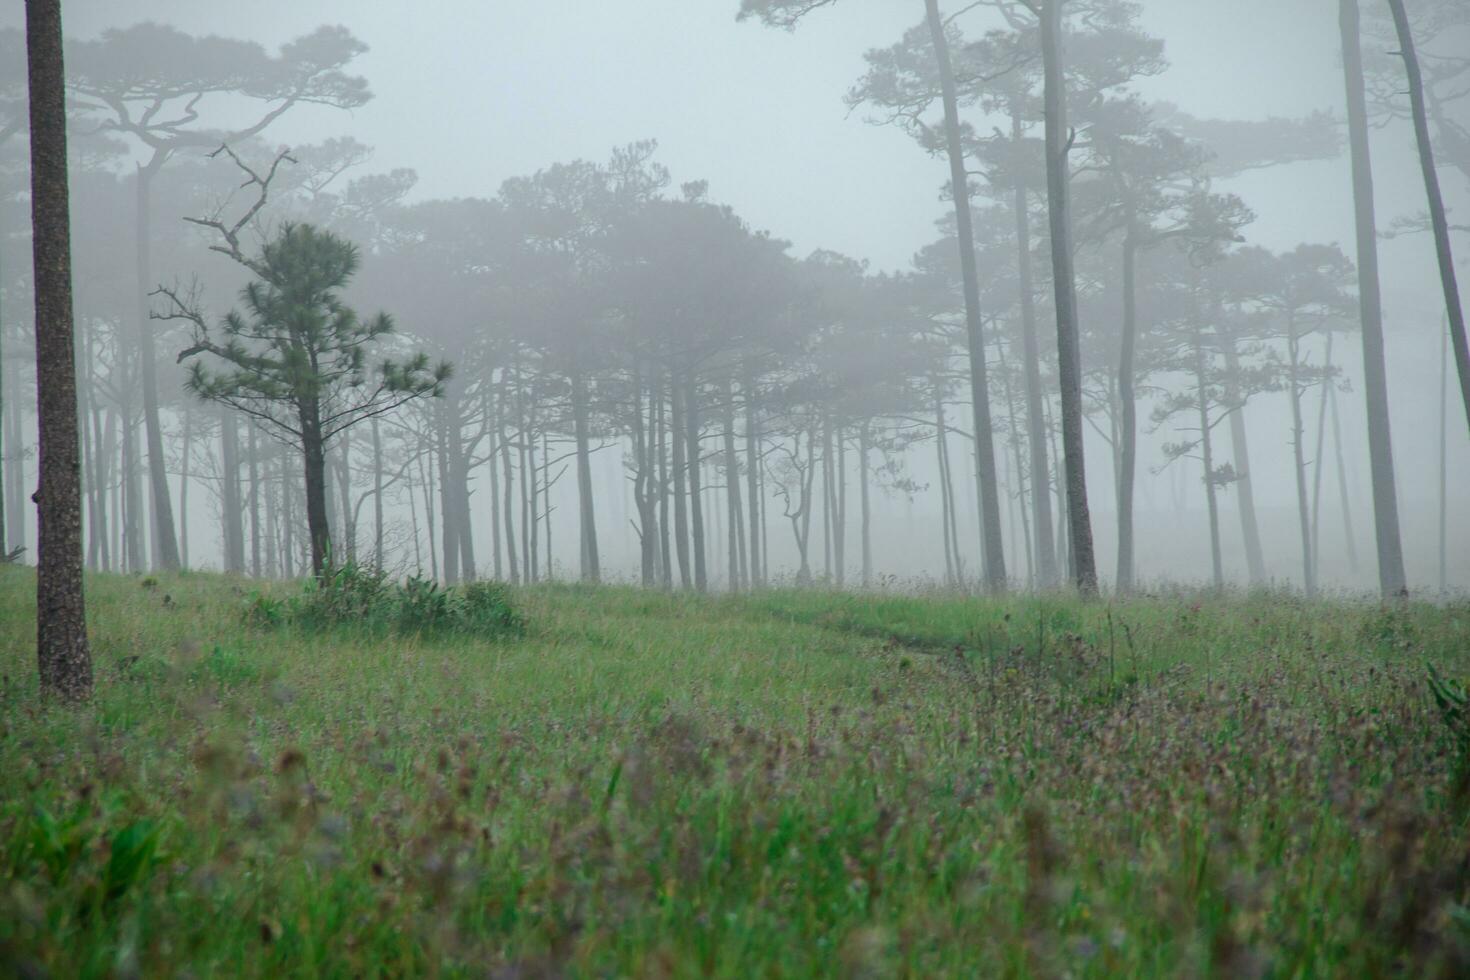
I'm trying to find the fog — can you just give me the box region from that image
[1,0,1466,593]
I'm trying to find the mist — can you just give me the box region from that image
[1,0,1466,594]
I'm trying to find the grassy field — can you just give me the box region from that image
[2,566,1469,977]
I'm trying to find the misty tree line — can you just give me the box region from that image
[2,0,1467,634]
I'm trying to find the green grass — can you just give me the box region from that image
[2,566,1469,976]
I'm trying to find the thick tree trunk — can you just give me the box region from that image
[1116,228,1140,593]
[1286,316,1316,597]
[27,0,92,700]
[1387,0,1470,436]
[134,163,180,571]
[926,0,1007,592]
[219,406,244,573]
[300,409,331,578]
[1040,0,1098,595]
[1011,104,1057,589]
[1339,0,1408,597]
[571,370,600,582]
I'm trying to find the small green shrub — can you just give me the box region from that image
[244,563,525,640]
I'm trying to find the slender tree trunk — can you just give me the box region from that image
[1040,0,1098,595]
[859,422,872,588]
[27,0,92,699]
[486,388,502,580]
[371,416,384,572]
[219,406,243,573]
[1287,315,1316,596]
[743,367,762,589]
[499,417,518,584]
[671,375,692,588]
[571,370,600,582]
[1220,327,1266,586]
[1310,331,1332,585]
[996,323,1035,588]
[821,414,833,580]
[1195,335,1224,590]
[1387,0,1470,435]
[437,405,459,584]
[926,0,1007,591]
[1011,103,1057,588]
[1439,314,1449,594]
[281,444,295,579]
[685,378,707,592]
[722,377,742,592]
[4,354,24,558]
[1339,0,1408,597]
[453,410,476,581]
[134,162,180,571]
[248,422,261,577]
[178,406,191,570]
[936,389,959,587]
[657,378,672,589]
[835,424,847,587]
[1116,226,1140,593]
[0,322,6,559]
[1329,376,1360,577]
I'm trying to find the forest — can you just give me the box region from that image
[2,0,1469,975]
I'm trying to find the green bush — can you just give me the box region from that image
[245,561,525,640]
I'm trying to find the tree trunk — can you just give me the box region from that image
[300,407,331,578]
[1195,335,1224,590]
[859,422,872,588]
[1220,327,1266,586]
[134,161,180,571]
[220,406,244,573]
[722,376,743,592]
[499,417,518,584]
[995,320,1035,588]
[571,370,600,582]
[684,378,707,592]
[926,0,1007,592]
[178,405,191,570]
[1387,0,1470,436]
[1116,226,1140,593]
[371,416,384,573]
[27,0,92,700]
[656,378,672,589]
[248,422,261,577]
[1286,315,1316,596]
[4,353,25,558]
[1339,0,1408,597]
[1039,0,1098,595]
[671,375,692,588]
[1011,103,1057,588]
[437,405,459,584]
[821,414,833,580]
[1439,314,1449,594]
[743,366,762,589]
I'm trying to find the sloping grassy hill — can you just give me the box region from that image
[2,567,1468,976]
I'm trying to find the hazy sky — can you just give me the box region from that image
[4,0,1374,272]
